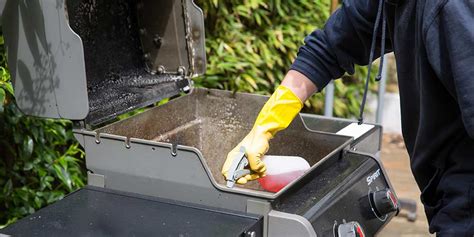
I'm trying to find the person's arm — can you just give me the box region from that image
[289,0,393,90]
[223,0,393,184]
[281,70,318,102]
[425,1,474,138]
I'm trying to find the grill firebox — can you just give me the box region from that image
[97,88,351,193]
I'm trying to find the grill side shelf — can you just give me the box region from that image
[2,187,263,237]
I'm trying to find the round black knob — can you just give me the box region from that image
[372,189,398,216]
[337,221,365,237]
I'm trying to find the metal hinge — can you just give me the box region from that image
[182,0,195,77]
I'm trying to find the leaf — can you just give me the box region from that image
[34,196,42,209]
[23,162,33,171]
[242,74,258,90]
[22,136,34,159]
[31,126,40,142]
[55,125,66,139]
[3,179,12,195]
[54,164,72,191]
[0,80,13,95]
[45,176,54,183]
[45,191,64,204]
[0,88,5,113]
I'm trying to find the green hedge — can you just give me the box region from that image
[0,0,375,227]
[194,0,329,93]
[194,0,375,117]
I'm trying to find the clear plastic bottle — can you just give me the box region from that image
[258,155,310,193]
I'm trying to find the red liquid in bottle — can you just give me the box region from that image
[257,155,310,193]
[258,170,306,193]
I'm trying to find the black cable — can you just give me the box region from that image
[376,4,387,82]
[358,0,385,125]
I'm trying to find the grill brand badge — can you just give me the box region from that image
[366,169,381,186]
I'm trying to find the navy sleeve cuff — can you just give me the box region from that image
[290,53,333,92]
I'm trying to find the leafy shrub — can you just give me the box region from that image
[0,34,86,227]
[194,0,376,117]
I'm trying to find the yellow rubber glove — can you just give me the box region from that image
[222,85,303,184]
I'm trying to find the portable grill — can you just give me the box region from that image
[2,0,398,236]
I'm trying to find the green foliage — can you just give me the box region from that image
[194,0,375,117]
[0,34,86,227]
[194,0,329,93]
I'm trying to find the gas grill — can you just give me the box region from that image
[2,0,398,236]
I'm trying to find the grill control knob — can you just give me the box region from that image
[371,189,398,216]
[337,221,365,237]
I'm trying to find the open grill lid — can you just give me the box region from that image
[3,0,206,126]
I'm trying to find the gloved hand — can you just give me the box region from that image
[222,85,303,184]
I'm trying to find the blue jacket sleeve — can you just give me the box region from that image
[290,0,393,91]
[425,1,474,138]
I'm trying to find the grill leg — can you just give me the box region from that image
[398,198,417,222]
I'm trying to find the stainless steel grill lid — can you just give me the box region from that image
[4,0,206,125]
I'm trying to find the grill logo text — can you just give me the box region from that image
[366,169,381,186]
